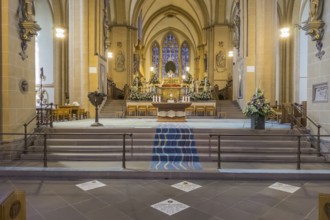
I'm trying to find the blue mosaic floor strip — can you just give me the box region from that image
[151,123,202,170]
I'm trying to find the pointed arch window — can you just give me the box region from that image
[162,33,179,78]
[151,42,160,74]
[181,41,189,74]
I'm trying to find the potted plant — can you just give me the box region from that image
[243,88,274,129]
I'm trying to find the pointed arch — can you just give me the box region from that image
[162,32,179,78]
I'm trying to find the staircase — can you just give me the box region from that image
[99,99,125,118]
[21,127,326,167]
[218,100,245,119]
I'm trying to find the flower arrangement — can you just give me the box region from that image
[149,72,160,85]
[189,91,212,101]
[243,88,274,117]
[128,91,153,101]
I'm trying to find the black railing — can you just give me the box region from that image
[292,103,322,156]
[209,133,330,170]
[1,132,133,169]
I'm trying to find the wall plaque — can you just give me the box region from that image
[313,83,328,103]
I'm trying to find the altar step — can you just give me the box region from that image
[218,100,245,119]
[20,128,326,164]
[99,99,125,118]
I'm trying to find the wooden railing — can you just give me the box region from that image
[107,79,125,99]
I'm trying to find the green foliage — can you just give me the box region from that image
[128,91,153,101]
[243,88,274,117]
[189,91,212,100]
[149,73,160,85]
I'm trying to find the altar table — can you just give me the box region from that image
[152,102,192,122]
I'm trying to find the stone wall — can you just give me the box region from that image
[1,0,37,135]
[308,0,330,136]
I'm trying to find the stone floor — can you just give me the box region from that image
[1,177,328,220]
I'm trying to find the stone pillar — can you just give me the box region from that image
[1,0,37,134]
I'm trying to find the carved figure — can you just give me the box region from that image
[216,50,226,68]
[307,0,324,22]
[115,51,125,72]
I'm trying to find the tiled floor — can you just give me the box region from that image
[1,178,328,220]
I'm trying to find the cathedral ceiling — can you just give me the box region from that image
[109,0,235,49]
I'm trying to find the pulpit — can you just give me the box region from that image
[152,102,192,122]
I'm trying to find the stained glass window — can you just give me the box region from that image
[151,42,160,74]
[162,33,179,78]
[181,41,189,75]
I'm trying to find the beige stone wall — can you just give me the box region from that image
[1,0,37,135]
[212,25,231,90]
[236,0,277,109]
[109,26,129,90]
[67,0,91,114]
[308,2,330,135]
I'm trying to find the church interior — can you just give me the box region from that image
[1,0,330,219]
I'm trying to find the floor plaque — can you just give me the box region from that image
[171,181,201,192]
[151,198,189,216]
[76,180,106,191]
[268,182,300,193]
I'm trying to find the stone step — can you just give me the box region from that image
[31,144,317,154]
[21,152,325,163]
[42,138,310,147]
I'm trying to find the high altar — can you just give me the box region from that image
[159,77,183,101]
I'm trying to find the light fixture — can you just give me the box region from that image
[280,27,290,38]
[228,51,234,57]
[182,75,186,79]
[185,66,190,72]
[150,66,154,72]
[107,51,113,58]
[55,28,65,38]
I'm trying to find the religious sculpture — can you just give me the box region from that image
[307,0,324,22]
[16,0,41,60]
[115,50,125,72]
[298,0,325,59]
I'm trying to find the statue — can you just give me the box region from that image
[88,91,106,126]
[115,51,125,72]
[308,0,324,22]
[216,50,226,69]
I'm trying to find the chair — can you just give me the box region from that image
[185,106,195,116]
[195,106,205,116]
[127,105,137,116]
[147,105,157,116]
[205,106,215,116]
[137,105,147,116]
[78,108,88,119]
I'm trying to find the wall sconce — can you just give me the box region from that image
[150,66,154,72]
[228,51,234,57]
[55,28,65,38]
[185,66,190,72]
[280,27,290,38]
[107,51,113,58]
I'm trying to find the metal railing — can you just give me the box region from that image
[23,103,54,150]
[209,133,330,170]
[1,132,133,169]
[291,103,322,156]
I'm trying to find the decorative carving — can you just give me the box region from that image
[115,50,125,72]
[16,0,41,60]
[297,0,325,59]
[19,79,29,93]
[215,41,226,72]
[232,1,240,54]
[103,0,110,49]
